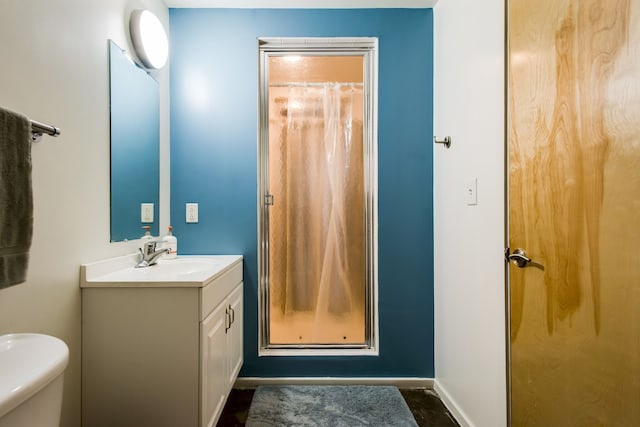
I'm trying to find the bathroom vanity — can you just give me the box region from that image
[80,254,243,427]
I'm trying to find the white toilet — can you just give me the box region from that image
[0,333,69,427]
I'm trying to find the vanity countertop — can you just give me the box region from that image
[80,254,243,288]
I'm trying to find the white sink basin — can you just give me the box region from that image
[155,257,219,274]
[0,334,69,419]
[81,254,242,287]
[95,257,221,282]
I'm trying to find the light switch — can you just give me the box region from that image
[141,203,154,223]
[466,178,478,206]
[186,203,198,223]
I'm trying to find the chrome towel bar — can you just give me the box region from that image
[31,119,61,142]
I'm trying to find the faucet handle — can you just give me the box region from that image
[143,240,157,255]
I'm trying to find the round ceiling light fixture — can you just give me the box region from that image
[130,9,168,69]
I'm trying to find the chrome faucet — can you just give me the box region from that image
[135,240,170,268]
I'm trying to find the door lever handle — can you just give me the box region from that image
[507,248,531,268]
[505,247,544,270]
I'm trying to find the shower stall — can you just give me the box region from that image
[258,39,378,353]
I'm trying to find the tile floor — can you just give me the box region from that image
[217,387,460,426]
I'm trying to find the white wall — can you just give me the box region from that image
[0,1,169,426]
[433,0,507,426]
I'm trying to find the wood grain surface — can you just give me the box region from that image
[509,0,640,425]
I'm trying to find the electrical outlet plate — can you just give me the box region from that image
[141,203,154,223]
[186,203,198,223]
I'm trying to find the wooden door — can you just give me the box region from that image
[508,0,640,425]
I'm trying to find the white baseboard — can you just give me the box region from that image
[434,379,474,427]
[234,377,434,389]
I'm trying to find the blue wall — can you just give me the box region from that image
[170,9,434,377]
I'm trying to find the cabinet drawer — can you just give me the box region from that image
[200,260,243,320]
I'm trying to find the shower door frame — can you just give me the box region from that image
[257,37,379,356]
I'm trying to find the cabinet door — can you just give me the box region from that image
[200,300,228,427]
[227,282,244,387]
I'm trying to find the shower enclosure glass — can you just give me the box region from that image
[258,39,377,353]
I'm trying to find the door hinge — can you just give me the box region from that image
[265,194,274,206]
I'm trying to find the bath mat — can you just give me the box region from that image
[245,385,418,426]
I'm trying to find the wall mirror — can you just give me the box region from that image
[109,40,159,242]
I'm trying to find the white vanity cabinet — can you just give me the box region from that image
[80,255,243,427]
[200,282,243,427]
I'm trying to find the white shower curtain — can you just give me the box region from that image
[268,82,365,344]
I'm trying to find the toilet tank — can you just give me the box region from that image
[0,334,69,427]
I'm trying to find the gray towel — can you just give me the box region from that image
[0,107,33,288]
